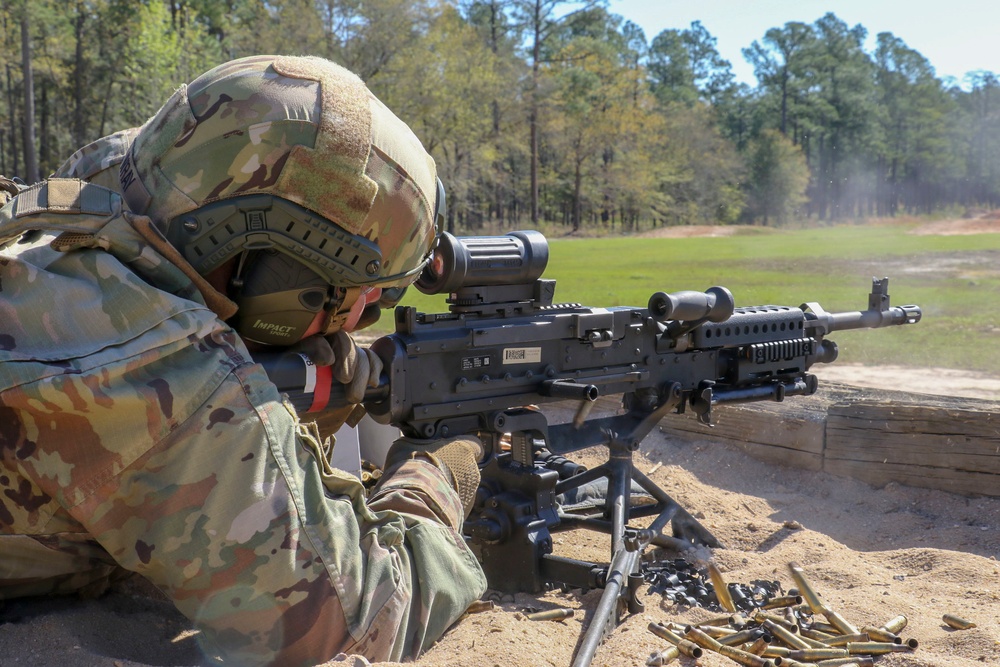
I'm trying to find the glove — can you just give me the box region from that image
[293,331,382,404]
[383,436,484,517]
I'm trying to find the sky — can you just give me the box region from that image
[606,0,999,89]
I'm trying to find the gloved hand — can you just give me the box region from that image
[383,436,484,517]
[293,330,382,404]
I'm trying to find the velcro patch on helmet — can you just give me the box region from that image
[14,179,117,218]
[368,96,436,227]
[272,56,371,165]
[271,56,378,235]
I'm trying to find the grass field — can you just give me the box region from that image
[374,222,1000,375]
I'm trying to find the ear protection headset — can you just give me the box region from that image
[230,249,341,345]
[171,183,445,346]
[170,194,376,345]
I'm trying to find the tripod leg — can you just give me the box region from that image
[571,543,641,667]
[631,466,723,549]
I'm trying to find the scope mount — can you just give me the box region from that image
[446,278,556,316]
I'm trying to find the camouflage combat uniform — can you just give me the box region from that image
[53,126,140,189]
[0,58,487,666]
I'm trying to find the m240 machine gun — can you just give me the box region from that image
[259,230,921,667]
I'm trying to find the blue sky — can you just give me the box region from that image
[606,0,998,88]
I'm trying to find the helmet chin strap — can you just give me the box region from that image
[302,285,384,339]
[322,286,364,334]
[343,287,382,332]
[322,286,382,334]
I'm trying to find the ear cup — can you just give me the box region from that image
[352,302,383,331]
[232,250,332,345]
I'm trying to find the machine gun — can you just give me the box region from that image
[259,230,921,667]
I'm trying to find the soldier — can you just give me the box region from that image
[52,125,140,190]
[0,55,486,665]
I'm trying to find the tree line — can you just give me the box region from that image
[3,0,999,234]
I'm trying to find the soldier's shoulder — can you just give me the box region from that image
[54,127,141,191]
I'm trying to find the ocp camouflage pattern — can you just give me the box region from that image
[0,180,486,665]
[53,126,140,190]
[120,55,437,288]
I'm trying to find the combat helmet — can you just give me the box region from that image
[119,55,441,344]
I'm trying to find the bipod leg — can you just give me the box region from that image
[570,434,649,667]
[571,533,645,667]
[607,433,635,556]
[631,466,723,549]
[603,429,723,551]
[605,384,722,549]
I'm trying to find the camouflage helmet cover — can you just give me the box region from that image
[119,55,437,288]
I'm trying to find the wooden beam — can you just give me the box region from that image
[652,383,1000,497]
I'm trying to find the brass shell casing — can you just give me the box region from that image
[788,562,826,613]
[763,595,805,610]
[709,562,737,612]
[859,625,898,643]
[787,648,850,661]
[823,608,859,636]
[718,628,768,647]
[761,619,812,650]
[810,621,842,636]
[845,641,914,655]
[525,608,574,621]
[647,622,704,659]
[745,637,771,656]
[715,643,777,667]
[683,625,726,653]
[646,645,680,666]
[880,614,908,635]
[942,614,977,630]
[822,632,871,647]
[800,627,839,643]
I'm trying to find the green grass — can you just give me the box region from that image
[374,224,1000,375]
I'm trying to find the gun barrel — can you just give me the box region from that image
[826,304,921,332]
